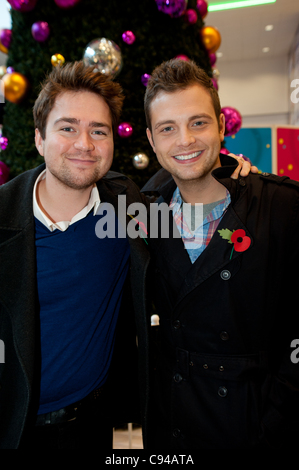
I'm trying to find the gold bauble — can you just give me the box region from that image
[51,53,65,67]
[0,39,8,55]
[2,72,29,103]
[201,26,222,54]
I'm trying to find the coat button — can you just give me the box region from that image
[174,373,182,383]
[220,331,229,341]
[239,178,246,186]
[218,386,228,397]
[220,270,231,280]
[173,320,181,329]
[173,428,181,438]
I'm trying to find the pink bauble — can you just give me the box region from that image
[0,160,10,185]
[221,106,242,136]
[118,122,133,138]
[196,0,208,18]
[175,54,189,61]
[31,21,50,42]
[0,137,8,151]
[220,148,230,155]
[122,31,136,45]
[53,0,81,8]
[185,9,198,24]
[0,30,12,49]
[8,0,38,12]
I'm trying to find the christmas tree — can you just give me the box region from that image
[1,0,220,188]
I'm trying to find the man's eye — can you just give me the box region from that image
[162,126,173,132]
[193,121,204,127]
[61,127,74,132]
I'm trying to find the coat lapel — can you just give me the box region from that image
[174,204,253,309]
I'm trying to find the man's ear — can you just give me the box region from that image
[35,128,44,157]
[146,128,156,154]
[219,113,225,143]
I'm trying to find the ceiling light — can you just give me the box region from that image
[262,47,270,52]
[265,25,274,31]
[208,0,276,12]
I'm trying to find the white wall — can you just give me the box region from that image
[0,1,11,66]
[217,55,290,126]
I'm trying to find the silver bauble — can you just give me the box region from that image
[132,153,149,170]
[83,38,123,79]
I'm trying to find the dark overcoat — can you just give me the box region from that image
[0,164,151,449]
[142,155,299,449]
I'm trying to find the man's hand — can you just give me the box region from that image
[229,153,259,179]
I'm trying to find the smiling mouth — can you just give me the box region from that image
[173,151,202,161]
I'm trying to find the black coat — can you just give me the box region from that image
[142,155,299,449]
[0,164,151,449]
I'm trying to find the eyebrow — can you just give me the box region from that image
[154,114,213,130]
[54,117,111,128]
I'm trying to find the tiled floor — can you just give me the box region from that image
[113,424,143,449]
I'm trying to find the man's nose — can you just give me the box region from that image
[176,128,196,147]
[73,132,95,151]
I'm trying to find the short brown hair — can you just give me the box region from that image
[144,58,222,132]
[33,61,124,139]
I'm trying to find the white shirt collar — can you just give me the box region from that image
[33,169,101,232]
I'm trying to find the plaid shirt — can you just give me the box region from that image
[170,187,231,263]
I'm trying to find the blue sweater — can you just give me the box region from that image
[35,208,130,414]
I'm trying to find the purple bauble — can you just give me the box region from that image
[31,21,50,42]
[185,9,198,24]
[118,122,133,138]
[0,30,12,49]
[221,106,242,136]
[0,160,10,185]
[122,31,136,45]
[6,67,15,74]
[209,52,217,66]
[196,0,208,18]
[8,0,38,12]
[54,0,81,8]
[155,0,188,18]
[141,73,151,86]
[0,137,8,151]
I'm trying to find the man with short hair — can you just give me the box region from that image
[0,61,151,449]
[142,58,299,449]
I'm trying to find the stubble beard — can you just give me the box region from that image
[47,153,104,190]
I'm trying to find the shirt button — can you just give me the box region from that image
[218,386,228,397]
[173,320,181,329]
[220,270,231,280]
[220,331,229,341]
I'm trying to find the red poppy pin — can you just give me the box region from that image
[218,228,251,259]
